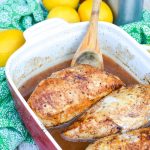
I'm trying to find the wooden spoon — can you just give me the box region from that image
[71,0,104,70]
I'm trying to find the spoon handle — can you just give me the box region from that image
[89,0,101,39]
[85,0,102,52]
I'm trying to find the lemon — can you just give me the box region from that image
[47,6,80,23]
[78,0,113,22]
[0,29,25,66]
[42,0,79,11]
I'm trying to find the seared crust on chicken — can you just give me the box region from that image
[62,85,150,141]
[86,128,150,150]
[28,65,123,127]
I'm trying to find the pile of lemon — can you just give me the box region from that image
[43,0,113,23]
[0,0,113,67]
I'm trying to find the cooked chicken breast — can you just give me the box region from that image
[62,85,150,141]
[28,65,123,128]
[86,128,150,150]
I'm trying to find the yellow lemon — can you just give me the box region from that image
[78,0,113,23]
[42,0,79,11]
[47,6,80,23]
[0,29,25,66]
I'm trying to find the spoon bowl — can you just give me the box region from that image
[74,51,103,68]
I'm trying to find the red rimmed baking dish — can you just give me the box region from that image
[5,19,150,150]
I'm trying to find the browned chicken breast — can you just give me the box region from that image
[62,85,150,141]
[28,65,123,128]
[86,127,150,150]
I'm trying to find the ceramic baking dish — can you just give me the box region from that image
[5,19,150,150]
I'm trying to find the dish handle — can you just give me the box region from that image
[23,19,69,42]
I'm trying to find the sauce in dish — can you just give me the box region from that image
[19,55,138,150]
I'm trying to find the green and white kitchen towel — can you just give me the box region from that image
[121,10,150,44]
[0,68,34,150]
[0,0,46,31]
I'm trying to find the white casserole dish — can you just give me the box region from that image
[5,19,150,150]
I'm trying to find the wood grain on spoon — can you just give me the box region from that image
[71,0,104,70]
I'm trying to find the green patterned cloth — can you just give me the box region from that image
[121,10,150,44]
[0,0,46,31]
[0,68,33,150]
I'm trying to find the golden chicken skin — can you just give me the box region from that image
[28,64,123,128]
[63,85,150,141]
[86,127,150,150]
